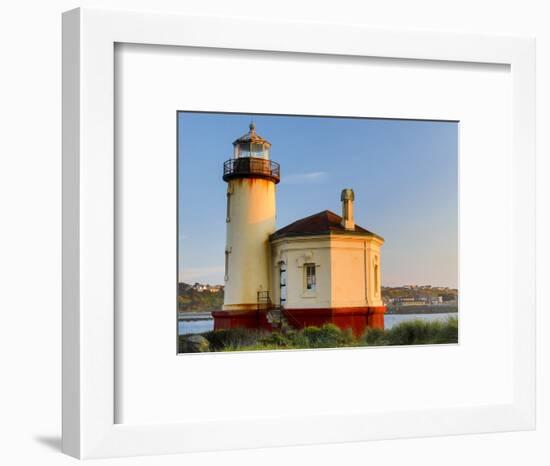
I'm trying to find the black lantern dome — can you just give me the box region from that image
[223,123,280,183]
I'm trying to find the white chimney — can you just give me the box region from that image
[340,188,355,230]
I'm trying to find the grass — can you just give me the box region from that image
[201,327,267,351]
[178,317,458,353]
[363,317,458,346]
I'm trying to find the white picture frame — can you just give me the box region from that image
[62,7,535,459]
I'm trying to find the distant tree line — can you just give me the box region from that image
[382,286,458,301]
[178,282,223,312]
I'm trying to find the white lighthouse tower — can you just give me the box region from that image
[213,123,280,329]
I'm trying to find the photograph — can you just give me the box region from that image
[0,1,540,463]
[177,112,458,353]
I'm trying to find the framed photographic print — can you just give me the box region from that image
[62,8,535,459]
[177,112,459,353]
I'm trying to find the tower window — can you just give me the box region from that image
[224,248,231,281]
[226,192,231,222]
[305,263,316,291]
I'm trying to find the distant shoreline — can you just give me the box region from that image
[387,306,458,315]
[178,311,213,321]
[177,308,458,321]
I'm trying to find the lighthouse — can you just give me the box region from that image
[211,123,386,335]
[212,123,281,330]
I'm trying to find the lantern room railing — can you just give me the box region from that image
[223,157,280,184]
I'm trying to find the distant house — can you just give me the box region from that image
[192,283,208,292]
[395,296,429,306]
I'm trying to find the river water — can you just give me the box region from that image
[178,312,458,336]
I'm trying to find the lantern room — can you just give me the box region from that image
[223,123,280,184]
[232,122,272,159]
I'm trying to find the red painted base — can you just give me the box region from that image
[283,306,386,336]
[211,310,273,332]
[212,306,387,337]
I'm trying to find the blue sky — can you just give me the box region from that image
[178,112,458,288]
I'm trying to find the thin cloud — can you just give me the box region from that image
[282,171,328,185]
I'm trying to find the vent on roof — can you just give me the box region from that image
[340,188,355,231]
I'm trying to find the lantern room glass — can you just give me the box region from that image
[234,142,270,159]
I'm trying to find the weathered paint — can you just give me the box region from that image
[223,177,276,310]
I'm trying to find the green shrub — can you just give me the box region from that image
[220,343,288,352]
[284,330,309,348]
[259,331,293,348]
[202,328,265,351]
[363,327,388,346]
[384,317,458,346]
[386,319,431,345]
[432,317,458,344]
[361,317,458,346]
[184,318,458,352]
[300,324,354,348]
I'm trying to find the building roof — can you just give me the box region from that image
[270,210,383,241]
[232,123,272,147]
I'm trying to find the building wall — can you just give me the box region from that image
[271,236,332,309]
[329,237,367,307]
[223,178,276,310]
[363,239,384,307]
[271,234,384,309]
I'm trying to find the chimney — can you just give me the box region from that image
[340,188,355,230]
